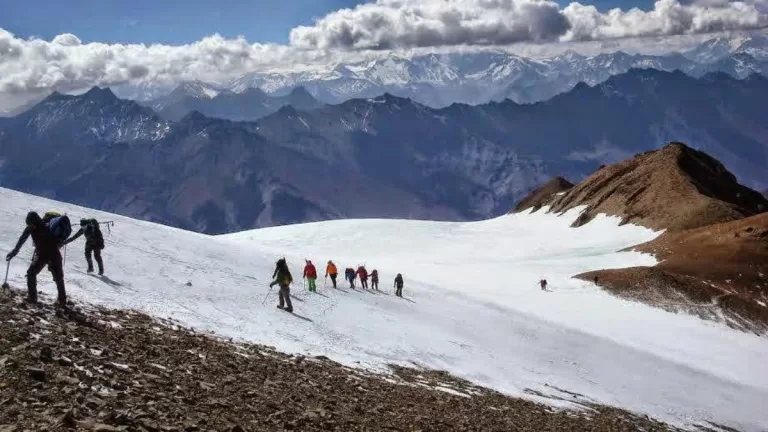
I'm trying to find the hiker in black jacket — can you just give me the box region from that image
[394,273,404,297]
[65,219,105,275]
[5,211,67,305]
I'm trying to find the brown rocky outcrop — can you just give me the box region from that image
[538,142,767,232]
[512,177,574,213]
[578,213,768,333]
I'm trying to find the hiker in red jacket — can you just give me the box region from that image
[356,265,369,289]
[303,260,318,292]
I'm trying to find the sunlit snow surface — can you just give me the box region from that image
[1,187,766,431]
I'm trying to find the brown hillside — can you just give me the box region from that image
[0,290,679,431]
[512,177,574,213]
[578,213,768,333]
[547,142,767,232]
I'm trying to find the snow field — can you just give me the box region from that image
[1,186,766,431]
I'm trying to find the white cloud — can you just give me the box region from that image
[0,28,330,98]
[290,0,768,49]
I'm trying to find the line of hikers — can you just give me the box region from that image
[4,209,406,314]
[4,211,108,307]
[269,258,406,313]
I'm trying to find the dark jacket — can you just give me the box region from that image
[272,260,293,286]
[66,219,104,248]
[11,212,59,257]
[394,274,404,288]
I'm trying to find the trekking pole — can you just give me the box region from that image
[262,285,274,305]
[2,260,10,292]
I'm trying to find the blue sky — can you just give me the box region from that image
[2,0,365,44]
[2,0,652,45]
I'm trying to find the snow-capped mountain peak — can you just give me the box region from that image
[18,88,171,142]
[171,80,227,99]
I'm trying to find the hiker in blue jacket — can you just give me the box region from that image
[5,211,68,305]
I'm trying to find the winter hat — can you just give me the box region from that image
[25,211,42,226]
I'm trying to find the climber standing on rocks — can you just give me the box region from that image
[303,259,318,293]
[5,211,71,306]
[325,260,338,288]
[269,258,293,313]
[65,218,106,275]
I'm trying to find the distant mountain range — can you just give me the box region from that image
[0,69,766,234]
[144,82,323,122]
[106,33,768,113]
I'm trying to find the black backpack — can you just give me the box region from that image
[46,214,72,244]
[84,219,104,245]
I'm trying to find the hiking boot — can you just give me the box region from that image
[25,296,38,304]
[87,268,94,273]
[55,298,67,308]
[98,270,104,276]
[277,305,284,310]
[285,308,293,313]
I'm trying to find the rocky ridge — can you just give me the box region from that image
[513,142,768,334]
[545,142,767,232]
[0,288,679,431]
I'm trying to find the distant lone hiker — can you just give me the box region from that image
[357,265,369,289]
[540,279,548,291]
[6,211,71,306]
[303,259,318,292]
[394,273,404,297]
[325,260,338,288]
[345,268,356,289]
[270,258,293,313]
[65,218,105,275]
[371,269,379,290]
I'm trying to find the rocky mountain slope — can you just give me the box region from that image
[0,289,680,431]
[579,214,768,333]
[546,142,767,231]
[512,177,574,213]
[146,82,323,121]
[1,70,767,234]
[514,143,768,333]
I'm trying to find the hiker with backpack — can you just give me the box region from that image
[269,258,293,313]
[5,211,71,306]
[356,265,369,289]
[345,267,356,288]
[371,269,379,290]
[394,273,404,297]
[303,259,318,292]
[65,218,105,275]
[325,260,338,288]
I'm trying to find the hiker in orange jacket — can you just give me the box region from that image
[325,260,338,288]
[303,260,318,292]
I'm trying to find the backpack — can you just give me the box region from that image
[43,211,61,224]
[47,214,72,244]
[84,219,102,239]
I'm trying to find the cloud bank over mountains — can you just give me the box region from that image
[1,0,767,111]
[290,0,768,49]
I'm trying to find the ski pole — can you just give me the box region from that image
[2,260,10,291]
[262,284,274,305]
